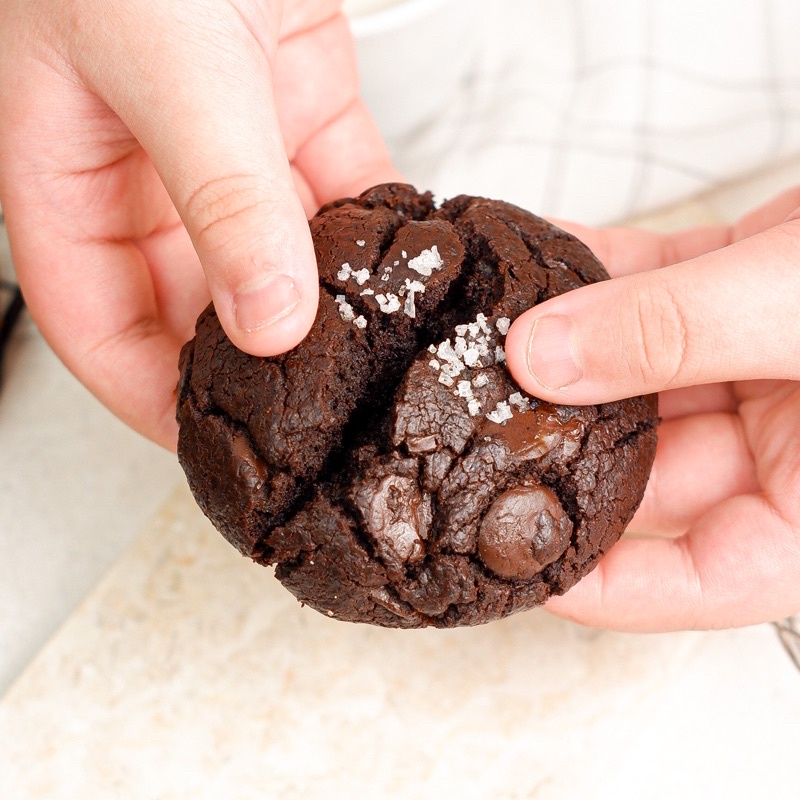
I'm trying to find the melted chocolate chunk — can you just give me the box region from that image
[177,184,658,628]
[478,485,573,579]
[353,468,431,566]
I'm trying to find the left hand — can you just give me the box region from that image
[504,188,800,631]
[0,0,400,449]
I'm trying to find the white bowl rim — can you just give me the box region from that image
[347,0,452,38]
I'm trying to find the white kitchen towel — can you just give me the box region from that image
[389,0,800,225]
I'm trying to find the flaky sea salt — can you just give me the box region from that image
[337,263,352,281]
[407,245,443,277]
[456,380,473,399]
[335,294,355,322]
[441,361,464,378]
[360,288,375,296]
[428,313,522,419]
[356,239,366,247]
[508,392,530,411]
[429,359,440,370]
[486,401,513,425]
[376,293,401,314]
[353,315,367,329]
[437,339,458,363]
[463,347,481,367]
[353,268,371,285]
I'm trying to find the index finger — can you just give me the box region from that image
[552,186,800,278]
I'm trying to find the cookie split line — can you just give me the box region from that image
[333,240,533,427]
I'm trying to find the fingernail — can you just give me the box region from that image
[526,314,582,390]
[234,274,300,333]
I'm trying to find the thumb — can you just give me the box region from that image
[505,220,800,403]
[78,0,318,356]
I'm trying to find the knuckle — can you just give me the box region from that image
[627,280,690,388]
[184,173,273,254]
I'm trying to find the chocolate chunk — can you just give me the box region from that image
[353,469,431,566]
[177,183,658,628]
[478,485,573,579]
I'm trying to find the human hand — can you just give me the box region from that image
[504,189,800,631]
[0,0,401,449]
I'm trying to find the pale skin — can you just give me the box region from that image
[1,1,798,633]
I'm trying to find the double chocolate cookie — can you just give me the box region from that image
[177,184,658,628]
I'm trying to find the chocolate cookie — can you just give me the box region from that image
[177,184,658,628]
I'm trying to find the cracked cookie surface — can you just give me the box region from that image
[177,184,658,628]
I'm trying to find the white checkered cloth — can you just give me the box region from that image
[395,0,800,225]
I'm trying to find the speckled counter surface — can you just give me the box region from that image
[1,482,798,800]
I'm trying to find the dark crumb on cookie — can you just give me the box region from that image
[176,183,658,628]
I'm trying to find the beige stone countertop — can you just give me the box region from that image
[1,482,798,800]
